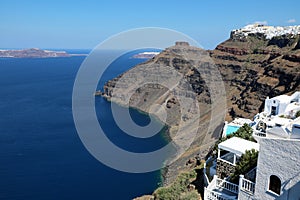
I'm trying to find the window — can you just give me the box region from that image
[269,175,281,195]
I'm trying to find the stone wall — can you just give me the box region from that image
[216,159,235,179]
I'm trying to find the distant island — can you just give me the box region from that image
[0,48,87,58]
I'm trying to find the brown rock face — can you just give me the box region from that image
[211,33,300,121]
[101,32,300,185]
[102,43,226,184]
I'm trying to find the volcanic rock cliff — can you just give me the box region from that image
[102,42,226,184]
[101,27,300,185]
[213,30,300,120]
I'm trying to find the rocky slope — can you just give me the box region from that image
[101,26,300,185]
[213,28,300,120]
[102,42,226,184]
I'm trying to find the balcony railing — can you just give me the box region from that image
[204,175,238,200]
[216,177,239,194]
[204,188,237,200]
[239,175,255,195]
[253,130,266,137]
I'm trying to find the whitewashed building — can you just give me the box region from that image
[204,118,300,200]
[252,92,300,134]
[232,24,300,40]
[204,93,300,200]
[264,92,300,117]
[246,136,300,200]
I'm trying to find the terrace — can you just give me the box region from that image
[204,137,259,200]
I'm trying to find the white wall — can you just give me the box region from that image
[264,92,300,116]
[291,125,300,139]
[264,99,278,115]
[264,98,290,116]
[290,92,300,103]
[253,138,300,200]
[278,102,289,116]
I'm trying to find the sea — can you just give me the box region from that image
[0,49,168,200]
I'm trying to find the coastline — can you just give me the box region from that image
[97,95,172,187]
[98,86,220,187]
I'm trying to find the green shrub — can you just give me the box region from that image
[179,191,200,200]
[230,149,258,183]
[154,170,197,200]
[296,110,300,118]
[232,123,255,142]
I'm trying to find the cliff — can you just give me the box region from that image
[102,42,226,184]
[101,25,300,185]
[213,28,300,120]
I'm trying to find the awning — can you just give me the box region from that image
[218,137,259,157]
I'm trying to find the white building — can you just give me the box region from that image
[264,92,300,117]
[232,24,300,40]
[204,119,300,200]
[252,92,300,134]
[247,136,300,200]
[204,93,300,200]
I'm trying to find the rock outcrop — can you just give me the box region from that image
[212,30,300,120]
[102,42,226,184]
[101,26,300,185]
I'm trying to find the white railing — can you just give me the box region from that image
[253,130,266,137]
[204,176,238,200]
[203,162,211,186]
[204,187,237,200]
[239,175,255,195]
[216,177,239,194]
[206,174,217,190]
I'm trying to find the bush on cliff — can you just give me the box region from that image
[154,169,199,200]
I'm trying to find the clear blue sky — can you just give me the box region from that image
[1,0,299,49]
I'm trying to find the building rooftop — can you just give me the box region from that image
[218,137,259,156]
[272,94,293,103]
[265,116,292,127]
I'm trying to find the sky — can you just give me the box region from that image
[1,0,299,50]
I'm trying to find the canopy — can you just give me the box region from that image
[218,137,259,157]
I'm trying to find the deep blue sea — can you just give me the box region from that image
[0,49,167,200]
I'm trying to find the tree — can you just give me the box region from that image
[232,123,255,142]
[230,149,258,183]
